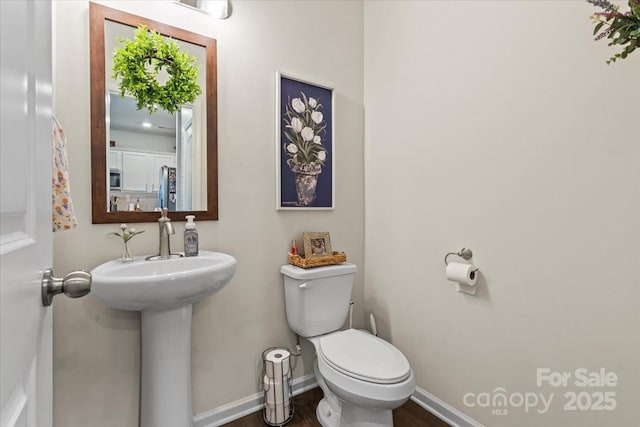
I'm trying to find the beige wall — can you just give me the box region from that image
[52,1,363,426]
[364,1,639,426]
[54,1,640,426]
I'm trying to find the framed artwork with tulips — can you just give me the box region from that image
[276,72,334,210]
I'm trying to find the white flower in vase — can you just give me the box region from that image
[301,127,314,141]
[311,111,323,124]
[282,91,329,203]
[292,98,305,113]
[109,223,145,262]
[289,117,303,133]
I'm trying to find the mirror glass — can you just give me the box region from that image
[90,4,218,223]
[107,95,205,211]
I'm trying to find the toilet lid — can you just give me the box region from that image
[319,329,411,384]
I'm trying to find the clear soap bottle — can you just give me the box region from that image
[184,215,199,257]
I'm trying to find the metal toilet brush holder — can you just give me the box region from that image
[262,347,294,426]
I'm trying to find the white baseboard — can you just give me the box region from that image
[194,377,482,427]
[193,374,318,427]
[411,385,484,427]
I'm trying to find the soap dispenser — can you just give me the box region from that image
[184,215,199,257]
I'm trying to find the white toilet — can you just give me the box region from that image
[281,263,415,427]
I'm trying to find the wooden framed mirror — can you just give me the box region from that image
[90,3,218,223]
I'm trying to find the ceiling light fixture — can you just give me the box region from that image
[176,0,231,20]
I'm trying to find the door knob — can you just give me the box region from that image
[41,268,91,307]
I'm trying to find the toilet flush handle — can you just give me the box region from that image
[299,281,313,289]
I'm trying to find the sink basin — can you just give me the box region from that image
[90,251,237,427]
[91,251,236,311]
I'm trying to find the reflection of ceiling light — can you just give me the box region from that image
[142,122,152,128]
[176,0,230,19]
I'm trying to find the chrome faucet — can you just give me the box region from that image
[146,208,181,260]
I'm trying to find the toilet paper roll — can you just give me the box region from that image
[264,376,291,404]
[446,262,478,286]
[265,349,290,381]
[265,386,290,423]
[264,404,276,424]
[265,349,290,362]
[276,404,284,424]
[264,402,291,425]
[279,357,290,378]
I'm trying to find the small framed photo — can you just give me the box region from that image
[302,232,332,258]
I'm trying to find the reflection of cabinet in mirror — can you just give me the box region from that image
[118,150,176,193]
[108,148,177,212]
[106,92,202,212]
[109,151,122,171]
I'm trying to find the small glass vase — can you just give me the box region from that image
[121,240,133,263]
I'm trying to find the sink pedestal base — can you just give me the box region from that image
[141,305,193,427]
[90,252,238,427]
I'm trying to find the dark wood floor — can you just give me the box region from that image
[223,387,450,427]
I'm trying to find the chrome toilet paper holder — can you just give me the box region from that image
[445,248,480,295]
[262,347,294,426]
[444,247,479,273]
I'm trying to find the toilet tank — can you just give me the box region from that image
[281,263,357,338]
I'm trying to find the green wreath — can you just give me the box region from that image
[112,25,202,114]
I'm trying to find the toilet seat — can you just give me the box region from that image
[319,329,411,384]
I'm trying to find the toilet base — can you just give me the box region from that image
[316,397,394,427]
[339,404,393,427]
[315,361,342,427]
[316,398,340,427]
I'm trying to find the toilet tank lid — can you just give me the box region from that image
[280,263,357,280]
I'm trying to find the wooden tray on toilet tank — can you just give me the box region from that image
[288,252,347,269]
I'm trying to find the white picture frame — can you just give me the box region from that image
[275,71,335,210]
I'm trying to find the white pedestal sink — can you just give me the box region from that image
[91,251,237,427]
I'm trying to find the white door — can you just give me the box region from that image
[0,2,53,426]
